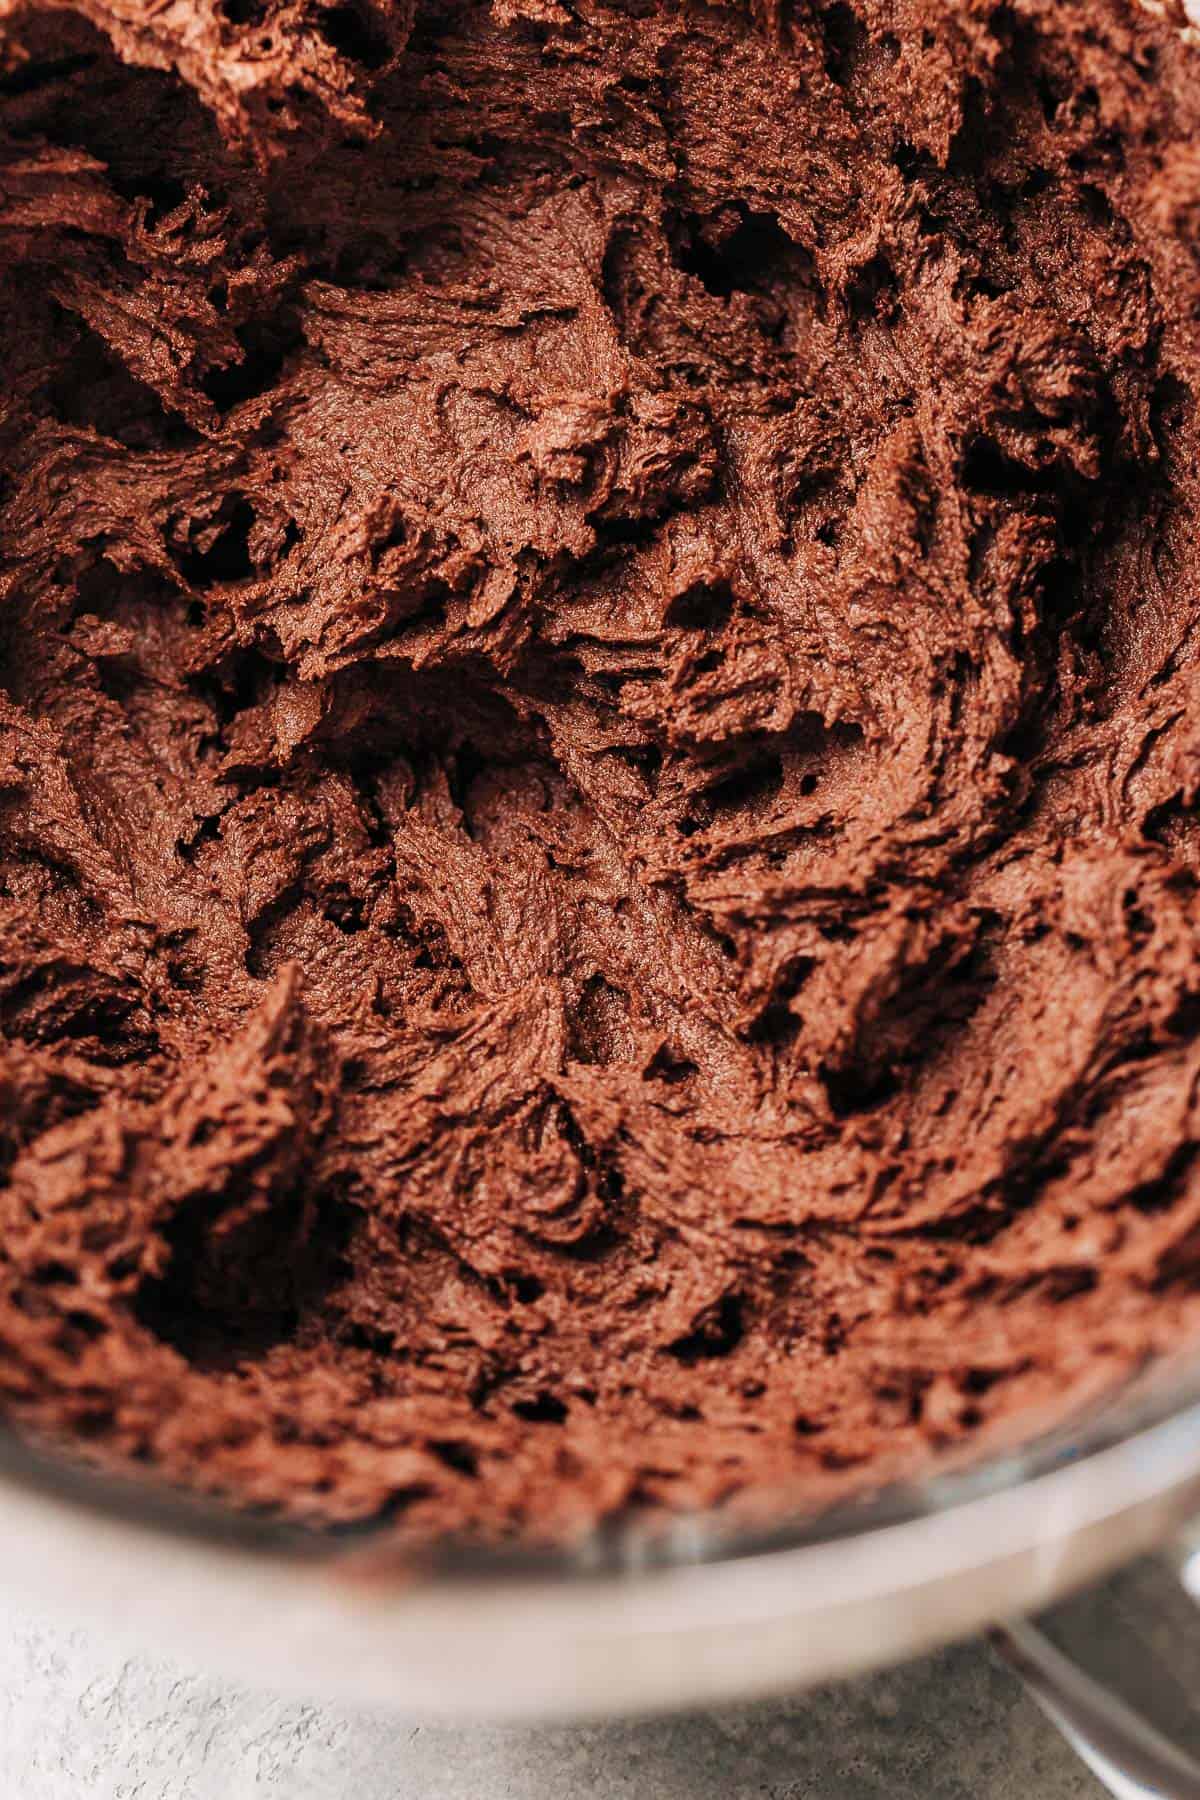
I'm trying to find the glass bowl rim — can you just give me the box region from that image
[3,1347,1200,1589]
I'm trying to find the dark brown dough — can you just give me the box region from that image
[1,0,1200,1545]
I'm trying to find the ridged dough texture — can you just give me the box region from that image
[1,0,1200,1543]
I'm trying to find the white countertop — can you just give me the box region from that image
[0,1599,1105,1800]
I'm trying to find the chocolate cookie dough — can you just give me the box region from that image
[1,0,1199,1545]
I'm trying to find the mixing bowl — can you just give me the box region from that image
[4,4,1200,1796]
[3,1352,1200,1793]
